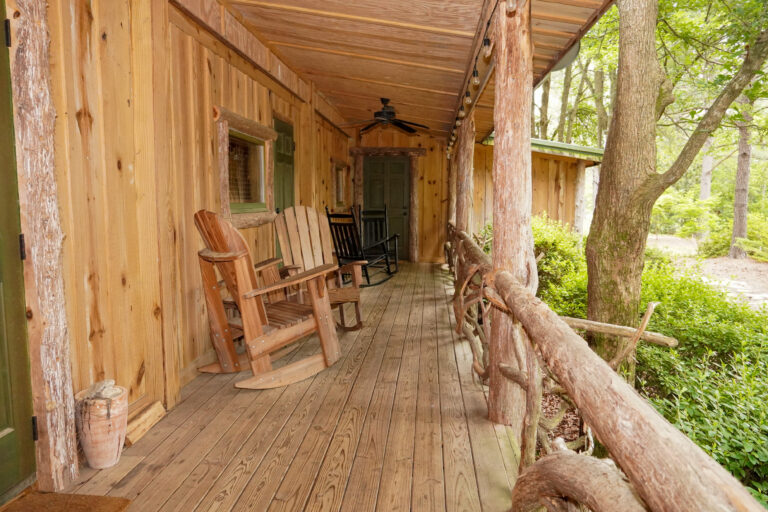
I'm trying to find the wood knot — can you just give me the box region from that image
[25,308,33,319]
[153,305,161,318]
[117,159,122,170]
[101,32,107,41]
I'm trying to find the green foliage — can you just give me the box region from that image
[482,218,768,500]
[650,189,714,236]
[699,212,768,261]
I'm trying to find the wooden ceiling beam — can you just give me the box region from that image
[232,0,475,38]
[269,41,464,74]
[301,71,457,96]
[322,89,456,112]
[532,12,590,26]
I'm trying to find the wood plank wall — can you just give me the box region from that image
[49,0,166,415]
[353,128,448,263]
[47,1,355,407]
[472,144,579,233]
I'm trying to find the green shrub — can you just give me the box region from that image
[699,211,768,261]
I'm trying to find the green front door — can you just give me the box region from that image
[363,156,409,259]
[273,118,294,213]
[0,0,36,500]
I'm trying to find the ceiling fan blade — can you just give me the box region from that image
[392,119,417,134]
[359,120,382,134]
[398,119,430,129]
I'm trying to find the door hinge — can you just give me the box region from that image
[4,19,10,47]
[19,233,26,260]
[32,416,38,441]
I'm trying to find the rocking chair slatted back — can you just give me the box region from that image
[275,205,335,271]
[275,206,364,330]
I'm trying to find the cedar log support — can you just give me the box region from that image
[447,151,457,225]
[488,0,538,460]
[455,111,474,233]
[408,154,419,262]
[8,0,78,490]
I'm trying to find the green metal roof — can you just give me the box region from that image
[481,135,604,164]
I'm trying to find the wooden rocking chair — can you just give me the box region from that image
[194,210,341,389]
[274,206,365,331]
[326,207,397,286]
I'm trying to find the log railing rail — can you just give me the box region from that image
[445,222,764,512]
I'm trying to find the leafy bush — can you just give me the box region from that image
[651,188,714,237]
[699,211,768,261]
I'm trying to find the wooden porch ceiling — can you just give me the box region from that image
[229,0,612,138]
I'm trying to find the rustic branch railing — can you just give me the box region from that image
[445,222,763,512]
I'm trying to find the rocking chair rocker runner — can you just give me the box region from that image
[194,210,341,389]
[326,206,398,286]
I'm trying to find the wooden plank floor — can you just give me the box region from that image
[68,263,516,511]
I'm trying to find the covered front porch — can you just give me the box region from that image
[66,264,515,511]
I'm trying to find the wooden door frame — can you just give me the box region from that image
[350,146,426,262]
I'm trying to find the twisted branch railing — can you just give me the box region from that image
[445,223,764,512]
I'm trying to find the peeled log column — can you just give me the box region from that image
[455,111,475,234]
[447,153,457,225]
[408,155,419,262]
[488,2,538,441]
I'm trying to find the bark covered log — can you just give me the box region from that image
[455,111,475,234]
[9,0,78,490]
[488,3,538,451]
[511,451,646,512]
[492,269,764,512]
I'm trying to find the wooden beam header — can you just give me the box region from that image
[349,146,427,157]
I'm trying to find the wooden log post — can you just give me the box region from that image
[573,160,587,234]
[447,152,457,225]
[8,0,78,490]
[353,153,364,208]
[488,0,538,456]
[408,154,419,262]
[455,111,475,234]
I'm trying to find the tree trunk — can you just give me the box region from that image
[555,64,572,142]
[699,136,714,200]
[566,62,588,144]
[488,2,537,446]
[539,74,550,139]
[585,2,768,379]
[585,0,661,379]
[730,96,753,259]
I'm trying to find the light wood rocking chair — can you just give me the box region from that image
[194,210,341,389]
[274,206,365,331]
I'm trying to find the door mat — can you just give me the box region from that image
[2,492,130,512]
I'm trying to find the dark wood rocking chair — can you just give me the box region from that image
[355,205,400,275]
[326,206,398,286]
[194,210,341,389]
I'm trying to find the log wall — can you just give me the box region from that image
[472,144,581,232]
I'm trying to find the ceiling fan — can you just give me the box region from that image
[351,98,429,135]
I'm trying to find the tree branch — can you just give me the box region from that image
[654,30,768,194]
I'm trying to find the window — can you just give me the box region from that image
[228,131,266,213]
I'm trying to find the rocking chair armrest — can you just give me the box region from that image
[279,264,302,278]
[252,257,283,274]
[199,248,248,262]
[243,264,337,298]
[338,261,367,274]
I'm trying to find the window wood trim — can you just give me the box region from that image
[215,106,277,228]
